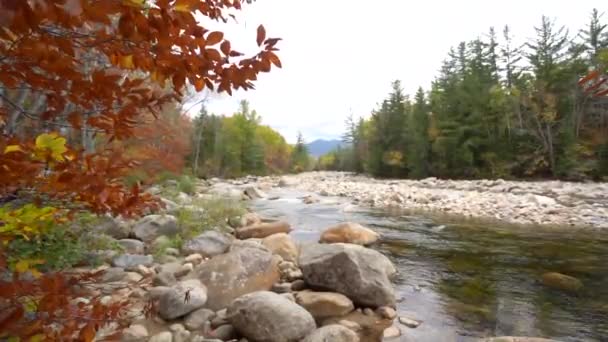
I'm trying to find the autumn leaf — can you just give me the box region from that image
[206,31,224,45]
[119,55,135,69]
[122,0,145,7]
[220,40,231,55]
[34,133,68,162]
[256,25,266,46]
[174,0,198,12]
[267,51,282,68]
[4,145,23,154]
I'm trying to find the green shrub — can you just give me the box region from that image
[151,234,183,258]
[177,175,196,195]
[8,228,86,272]
[175,196,245,238]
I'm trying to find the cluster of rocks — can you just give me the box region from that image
[84,206,409,342]
[266,171,608,229]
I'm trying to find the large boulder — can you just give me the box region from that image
[188,247,280,310]
[236,221,291,239]
[95,216,131,239]
[295,290,354,320]
[117,239,145,255]
[302,325,359,342]
[299,243,396,308]
[133,215,179,242]
[158,279,208,320]
[181,231,234,257]
[541,272,583,292]
[262,233,299,263]
[319,222,380,246]
[227,291,316,342]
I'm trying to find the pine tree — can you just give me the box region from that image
[407,88,431,178]
[291,132,310,172]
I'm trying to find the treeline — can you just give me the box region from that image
[318,10,608,180]
[189,100,311,178]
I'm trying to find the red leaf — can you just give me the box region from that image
[220,40,231,55]
[206,31,224,45]
[256,25,266,46]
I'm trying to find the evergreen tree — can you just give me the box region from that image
[290,132,311,172]
[407,88,431,178]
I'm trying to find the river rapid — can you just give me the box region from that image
[247,184,608,342]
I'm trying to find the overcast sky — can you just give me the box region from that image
[191,1,607,143]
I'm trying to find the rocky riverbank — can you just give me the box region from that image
[67,178,572,341]
[262,171,608,229]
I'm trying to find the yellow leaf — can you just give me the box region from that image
[120,55,135,69]
[174,0,195,12]
[34,133,67,162]
[15,259,30,273]
[29,335,45,342]
[123,0,145,7]
[4,145,22,153]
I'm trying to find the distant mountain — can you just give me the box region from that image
[306,139,343,157]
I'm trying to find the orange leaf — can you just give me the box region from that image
[67,112,82,129]
[267,51,282,68]
[578,70,600,86]
[206,31,224,45]
[220,40,231,55]
[174,0,198,12]
[205,48,221,62]
[256,25,266,46]
[194,78,205,91]
[79,322,96,342]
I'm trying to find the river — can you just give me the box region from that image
[249,187,608,342]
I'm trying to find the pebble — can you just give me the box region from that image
[399,316,421,328]
[383,326,401,339]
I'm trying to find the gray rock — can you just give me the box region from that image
[302,325,359,342]
[299,243,396,308]
[182,231,233,257]
[133,215,179,242]
[227,291,315,342]
[117,239,145,255]
[184,308,216,331]
[188,247,280,310]
[148,286,171,300]
[121,324,149,342]
[243,186,267,199]
[153,271,177,287]
[149,332,172,342]
[212,324,238,341]
[271,282,293,293]
[101,267,127,283]
[96,216,131,239]
[156,262,183,275]
[291,279,306,291]
[172,326,190,342]
[165,247,180,256]
[158,279,208,320]
[112,254,154,269]
[211,309,229,328]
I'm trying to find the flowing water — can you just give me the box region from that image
[250,187,608,342]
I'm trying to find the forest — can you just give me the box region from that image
[318,10,608,180]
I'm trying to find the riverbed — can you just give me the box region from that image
[249,187,608,342]
[279,171,608,229]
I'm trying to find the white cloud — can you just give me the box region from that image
[192,0,606,143]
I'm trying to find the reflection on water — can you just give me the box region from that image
[250,188,608,342]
